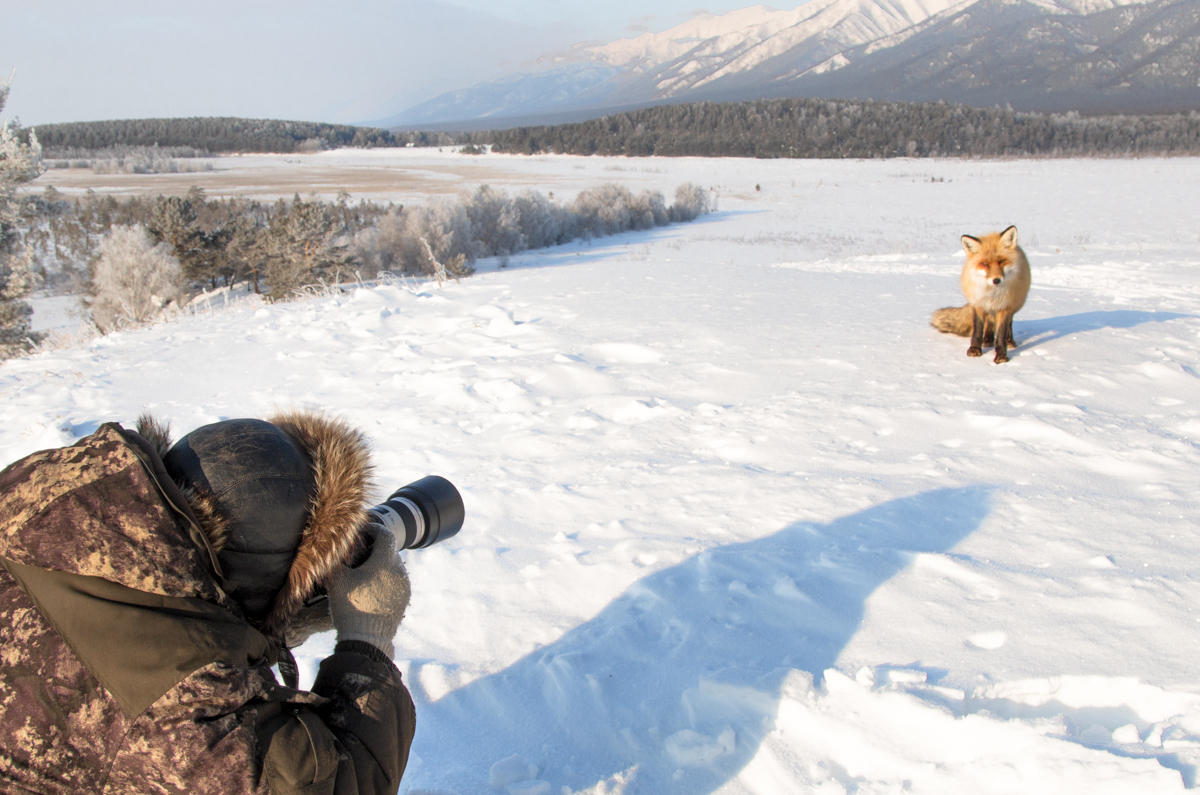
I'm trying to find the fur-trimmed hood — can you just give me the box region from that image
[137,410,373,644]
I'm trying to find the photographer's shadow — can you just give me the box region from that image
[407,486,992,794]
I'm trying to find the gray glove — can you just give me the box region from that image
[327,521,410,660]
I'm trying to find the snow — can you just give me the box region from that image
[4,151,1200,793]
[26,293,82,335]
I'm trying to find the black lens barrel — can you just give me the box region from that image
[369,475,464,550]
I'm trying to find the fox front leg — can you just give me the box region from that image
[968,308,985,357]
[982,317,996,347]
[993,311,1012,363]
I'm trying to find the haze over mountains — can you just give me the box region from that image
[384,0,1200,128]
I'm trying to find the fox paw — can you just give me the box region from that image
[967,346,983,357]
[993,352,1009,364]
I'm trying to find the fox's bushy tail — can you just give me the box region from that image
[931,305,973,336]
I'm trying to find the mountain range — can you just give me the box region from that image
[380,0,1200,128]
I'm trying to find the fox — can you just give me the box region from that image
[931,225,1031,364]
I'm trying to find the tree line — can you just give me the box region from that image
[480,98,1200,158]
[21,99,1200,161]
[20,117,459,156]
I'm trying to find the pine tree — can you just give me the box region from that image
[223,206,267,294]
[146,193,210,282]
[261,195,350,301]
[0,79,44,359]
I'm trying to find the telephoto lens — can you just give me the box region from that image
[288,477,463,648]
[368,475,465,551]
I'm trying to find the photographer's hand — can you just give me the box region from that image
[327,522,410,660]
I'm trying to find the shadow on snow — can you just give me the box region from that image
[404,486,993,794]
[1015,309,1197,351]
[471,210,749,275]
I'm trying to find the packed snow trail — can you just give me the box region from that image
[6,154,1200,792]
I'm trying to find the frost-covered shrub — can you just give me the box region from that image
[90,156,214,175]
[573,183,668,237]
[399,199,476,276]
[629,187,670,229]
[463,185,524,257]
[668,182,714,222]
[512,189,577,249]
[351,180,709,279]
[351,214,395,279]
[89,225,184,332]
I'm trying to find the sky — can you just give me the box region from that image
[1,0,749,127]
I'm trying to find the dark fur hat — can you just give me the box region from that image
[138,410,373,643]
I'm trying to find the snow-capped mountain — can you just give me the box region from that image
[389,0,971,126]
[788,0,1200,112]
[383,0,1195,128]
[583,0,967,98]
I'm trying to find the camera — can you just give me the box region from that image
[367,475,465,551]
[287,476,464,651]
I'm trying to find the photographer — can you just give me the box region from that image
[0,411,415,794]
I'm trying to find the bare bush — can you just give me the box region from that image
[296,137,327,153]
[88,225,184,332]
[39,144,217,174]
[91,156,214,175]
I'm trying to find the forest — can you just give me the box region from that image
[20,98,1200,162]
[480,97,1200,158]
[21,116,455,156]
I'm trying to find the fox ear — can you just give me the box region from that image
[999,225,1018,248]
[961,235,982,255]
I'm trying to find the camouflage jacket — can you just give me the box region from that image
[0,424,416,794]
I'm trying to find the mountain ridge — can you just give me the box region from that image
[784,0,1200,113]
[391,0,966,126]
[380,0,1197,128]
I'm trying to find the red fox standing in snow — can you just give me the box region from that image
[931,225,1031,364]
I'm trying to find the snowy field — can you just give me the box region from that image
[6,151,1200,793]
